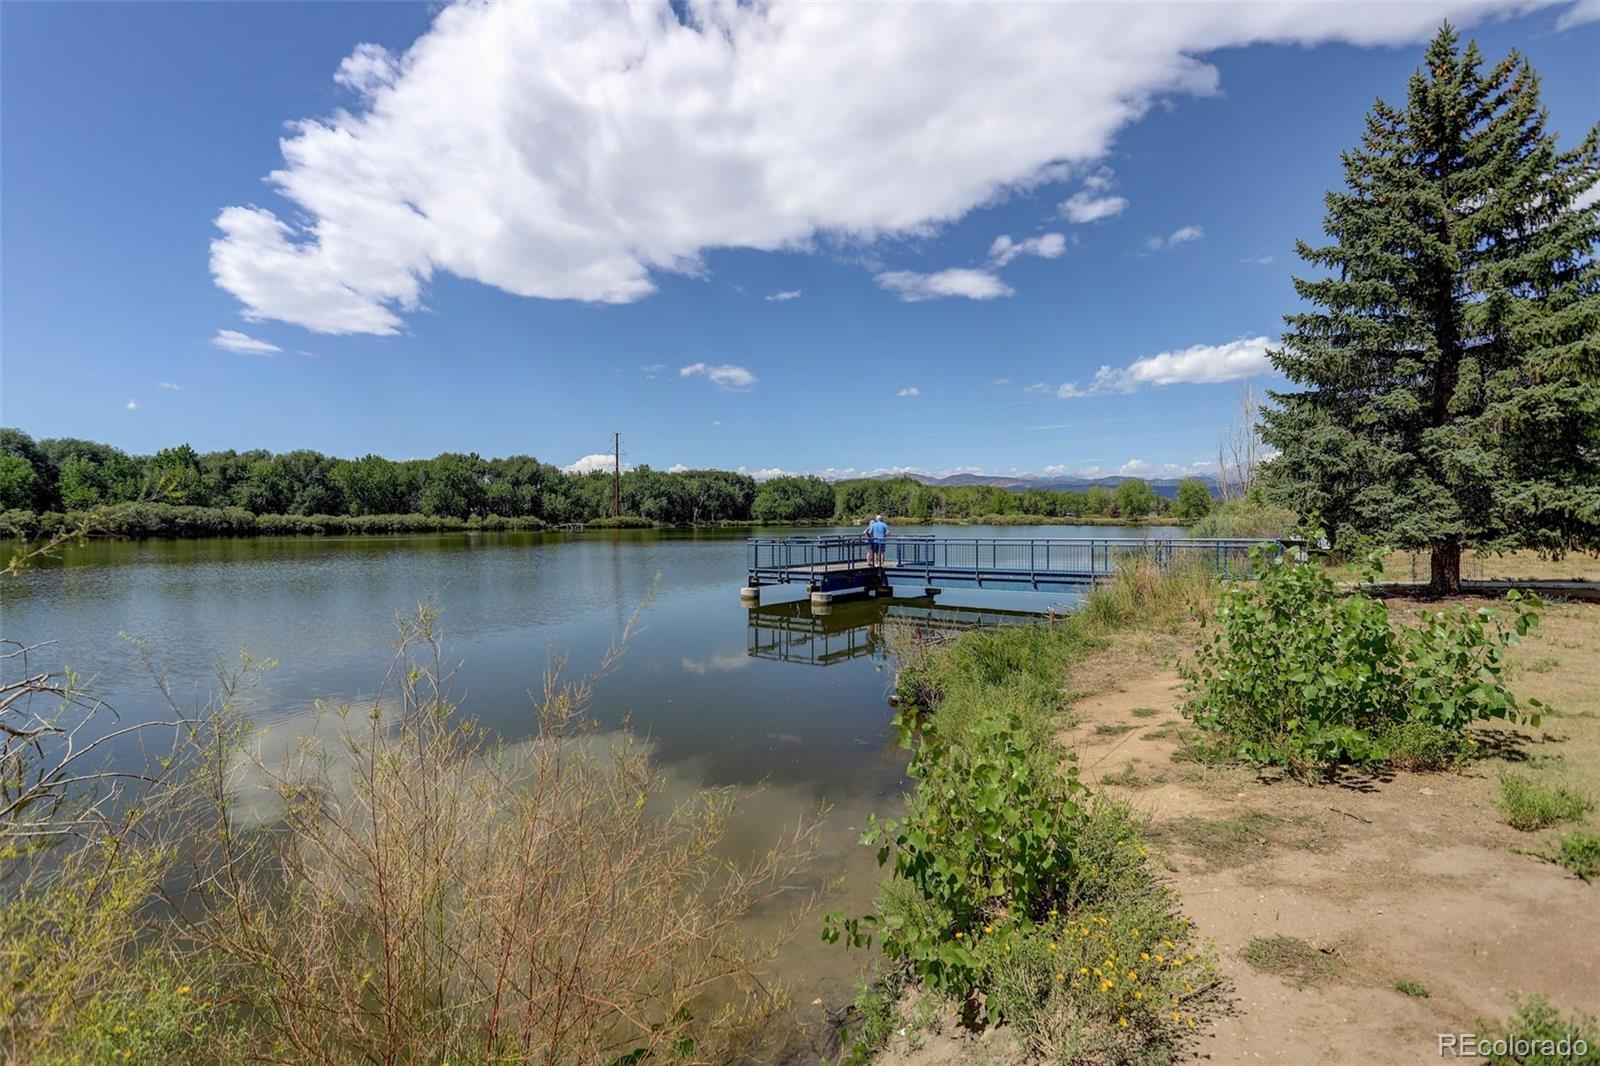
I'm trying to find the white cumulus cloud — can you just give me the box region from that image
[125,400,139,411]
[563,453,626,474]
[898,386,920,397]
[680,362,757,390]
[765,289,802,302]
[208,1,1544,334]
[1059,335,1274,397]
[876,268,1012,302]
[211,328,282,355]
[158,381,182,390]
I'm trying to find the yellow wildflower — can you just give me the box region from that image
[1119,1017,1130,1028]
[1056,972,1066,982]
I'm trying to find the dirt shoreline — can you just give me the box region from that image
[867,595,1600,1064]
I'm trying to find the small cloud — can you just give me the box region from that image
[1242,254,1275,266]
[987,232,1067,267]
[158,381,182,390]
[897,386,920,397]
[1146,225,1204,251]
[563,453,627,474]
[1057,335,1273,398]
[211,328,282,355]
[876,268,1012,302]
[1119,458,1151,475]
[126,400,139,411]
[711,419,722,427]
[680,362,757,390]
[1059,168,1129,223]
[642,362,666,379]
[667,463,689,473]
[991,377,1011,386]
[764,289,802,302]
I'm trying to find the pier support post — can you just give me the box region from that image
[739,586,760,605]
[809,590,833,608]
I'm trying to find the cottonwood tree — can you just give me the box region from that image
[1262,25,1599,593]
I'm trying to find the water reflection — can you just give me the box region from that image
[746,594,1062,668]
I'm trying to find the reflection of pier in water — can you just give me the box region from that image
[746,596,1048,667]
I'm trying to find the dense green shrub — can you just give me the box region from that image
[1474,996,1600,1066]
[1182,549,1541,774]
[1189,494,1298,539]
[1551,831,1600,882]
[0,504,547,541]
[584,514,655,528]
[834,585,1218,1059]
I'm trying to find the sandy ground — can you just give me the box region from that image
[865,598,1600,1065]
[1061,603,1600,1065]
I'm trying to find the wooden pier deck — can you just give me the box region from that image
[741,534,1283,604]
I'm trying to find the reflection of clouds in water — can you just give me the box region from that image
[679,650,752,675]
[225,695,664,829]
[226,695,905,1018]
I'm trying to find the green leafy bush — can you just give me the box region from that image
[1498,776,1593,832]
[1551,831,1600,882]
[1181,549,1541,775]
[1475,996,1600,1065]
[835,600,1219,1060]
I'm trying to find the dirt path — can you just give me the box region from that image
[1062,607,1600,1064]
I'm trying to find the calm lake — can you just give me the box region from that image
[1,522,1179,1053]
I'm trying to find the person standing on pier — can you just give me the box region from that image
[863,514,889,566]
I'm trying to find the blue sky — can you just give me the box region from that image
[3,1,1596,480]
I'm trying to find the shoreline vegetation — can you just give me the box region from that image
[833,554,1599,1061]
[0,503,1203,542]
[0,428,1221,542]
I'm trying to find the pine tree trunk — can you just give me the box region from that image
[1428,539,1462,596]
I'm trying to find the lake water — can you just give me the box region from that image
[0,523,1179,1054]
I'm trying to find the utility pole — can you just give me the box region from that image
[612,432,621,517]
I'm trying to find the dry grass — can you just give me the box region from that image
[179,606,817,1064]
[1240,936,1344,988]
[1334,548,1600,583]
[1146,810,1330,871]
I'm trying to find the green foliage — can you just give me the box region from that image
[1498,775,1593,831]
[1181,548,1542,774]
[1551,831,1600,882]
[852,710,1088,1001]
[586,514,654,528]
[1475,996,1600,1066]
[750,475,834,522]
[0,455,38,512]
[1261,26,1600,591]
[1112,478,1158,520]
[1189,493,1298,539]
[1395,980,1430,998]
[37,962,243,1066]
[832,585,1218,1058]
[1173,478,1214,522]
[0,504,546,540]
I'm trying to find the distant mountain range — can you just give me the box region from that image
[866,471,1218,499]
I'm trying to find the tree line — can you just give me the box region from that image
[0,429,1213,528]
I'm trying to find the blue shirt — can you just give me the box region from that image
[868,520,888,540]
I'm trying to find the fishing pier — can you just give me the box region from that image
[740,534,1282,606]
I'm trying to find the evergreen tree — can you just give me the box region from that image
[1262,25,1599,593]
